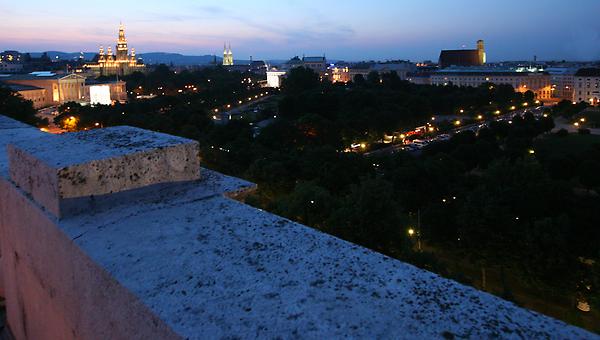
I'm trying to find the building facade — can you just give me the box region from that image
[85,24,145,77]
[84,80,127,105]
[266,70,287,88]
[547,68,576,101]
[431,68,553,99]
[2,73,86,106]
[4,84,48,109]
[302,56,327,74]
[2,72,127,107]
[0,62,23,73]
[0,51,21,63]
[0,50,24,73]
[573,68,600,105]
[369,61,416,80]
[329,66,351,83]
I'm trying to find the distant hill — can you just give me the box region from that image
[25,52,297,67]
[27,51,222,66]
[29,51,96,61]
[139,52,219,66]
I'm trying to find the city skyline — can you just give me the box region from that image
[2,0,600,61]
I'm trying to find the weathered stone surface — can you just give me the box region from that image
[0,116,45,179]
[0,179,182,340]
[7,126,200,218]
[61,173,597,339]
[0,116,46,299]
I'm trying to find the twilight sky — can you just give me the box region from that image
[2,0,600,61]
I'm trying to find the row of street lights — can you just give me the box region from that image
[212,91,270,114]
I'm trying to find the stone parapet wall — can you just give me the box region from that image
[0,115,596,339]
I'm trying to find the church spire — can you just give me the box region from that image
[118,23,126,43]
[223,42,233,66]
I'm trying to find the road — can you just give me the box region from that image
[552,117,600,135]
[213,94,274,123]
[36,106,66,134]
[365,106,546,157]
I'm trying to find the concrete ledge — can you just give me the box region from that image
[7,127,200,218]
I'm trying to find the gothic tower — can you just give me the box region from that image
[477,40,486,65]
[223,43,233,66]
[116,23,128,61]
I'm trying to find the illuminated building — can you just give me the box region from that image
[0,50,21,63]
[439,40,486,69]
[85,24,145,77]
[330,66,351,83]
[266,70,287,88]
[573,68,600,105]
[4,84,48,109]
[547,68,577,101]
[2,72,86,107]
[0,50,24,73]
[84,80,127,105]
[223,44,234,66]
[327,61,416,83]
[431,67,553,99]
[2,72,127,107]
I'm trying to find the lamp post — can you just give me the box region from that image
[408,210,423,252]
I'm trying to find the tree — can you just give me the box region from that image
[366,71,380,85]
[0,86,44,126]
[353,74,366,86]
[579,159,600,190]
[275,181,334,228]
[327,177,406,254]
[281,67,319,94]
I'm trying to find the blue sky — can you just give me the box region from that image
[2,0,600,61]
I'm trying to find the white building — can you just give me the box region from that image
[266,70,287,88]
[431,68,553,99]
[547,68,577,101]
[573,68,600,105]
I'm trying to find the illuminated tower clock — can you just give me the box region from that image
[116,23,129,61]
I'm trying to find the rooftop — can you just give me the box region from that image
[1,83,45,92]
[303,56,326,62]
[576,68,600,77]
[0,72,83,81]
[434,67,548,76]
